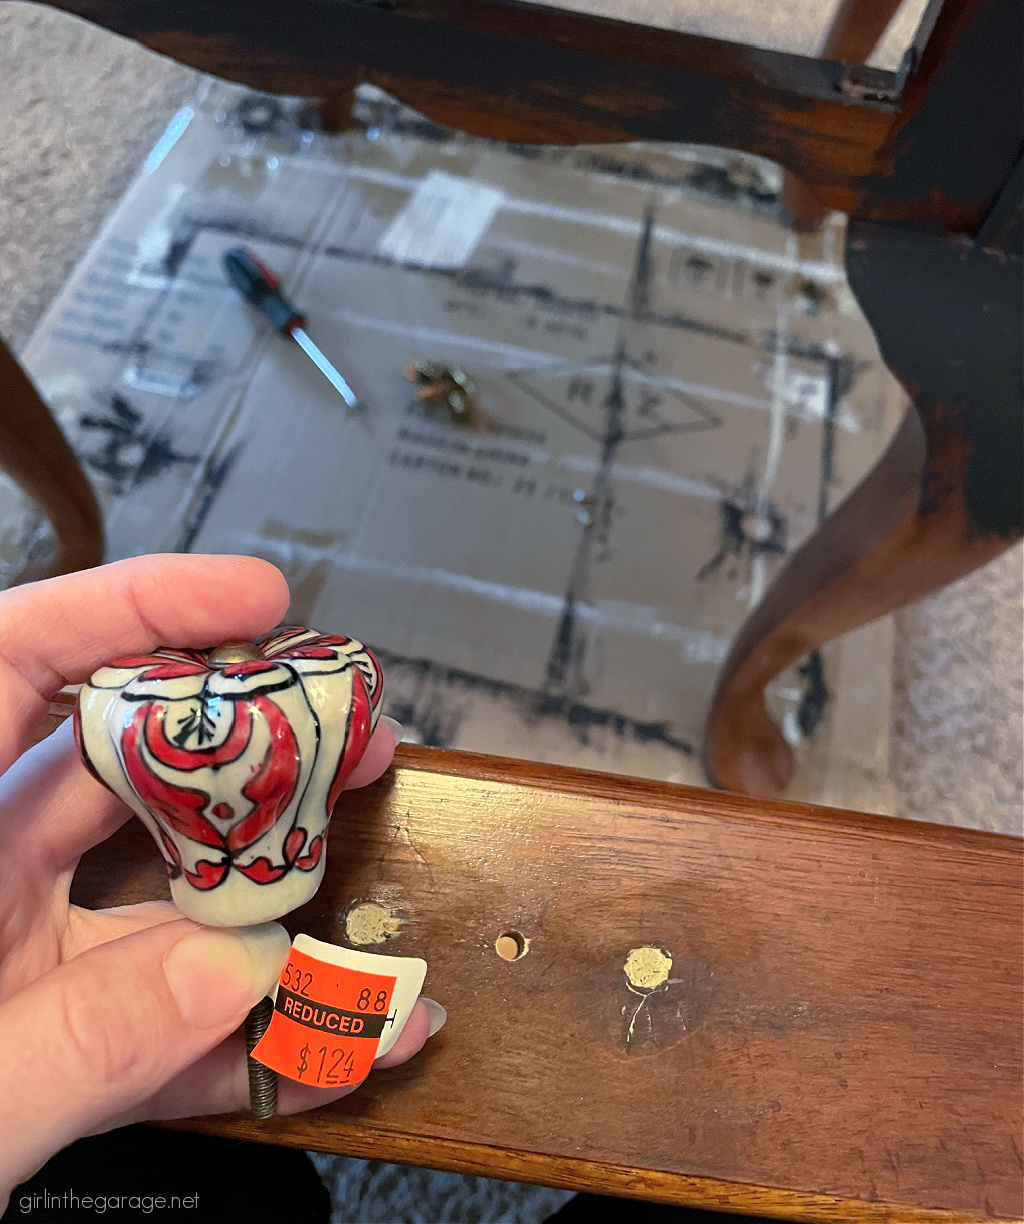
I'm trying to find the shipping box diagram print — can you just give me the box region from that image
[17,84,905,806]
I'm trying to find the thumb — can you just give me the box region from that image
[0,918,289,1198]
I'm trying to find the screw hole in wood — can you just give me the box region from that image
[495,930,529,961]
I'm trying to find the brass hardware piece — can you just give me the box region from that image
[405,363,478,424]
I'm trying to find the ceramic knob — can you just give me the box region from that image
[74,627,383,927]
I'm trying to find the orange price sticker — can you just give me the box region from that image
[252,945,399,1088]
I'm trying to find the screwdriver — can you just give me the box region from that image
[223,247,358,409]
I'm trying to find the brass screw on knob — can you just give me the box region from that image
[206,641,268,666]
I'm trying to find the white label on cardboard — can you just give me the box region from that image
[782,370,830,420]
[376,169,505,269]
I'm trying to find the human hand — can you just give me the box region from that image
[0,555,441,1209]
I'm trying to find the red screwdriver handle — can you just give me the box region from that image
[223,247,305,334]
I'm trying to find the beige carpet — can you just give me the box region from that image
[0,4,1020,1218]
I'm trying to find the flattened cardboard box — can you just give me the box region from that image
[17,83,904,811]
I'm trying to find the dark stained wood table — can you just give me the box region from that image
[53,703,1021,1222]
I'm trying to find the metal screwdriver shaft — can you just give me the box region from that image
[223,247,359,409]
[290,326,359,407]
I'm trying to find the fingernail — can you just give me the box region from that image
[164,922,291,1029]
[381,715,405,745]
[422,997,447,1037]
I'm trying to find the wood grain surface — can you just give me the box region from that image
[0,335,104,583]
[779,0,906,231]
[36,0,1019,232]
[59,718,1023,1223]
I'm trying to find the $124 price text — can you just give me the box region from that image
[251,948,399,1086]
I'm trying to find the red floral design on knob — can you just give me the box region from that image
[74,627,383,927]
